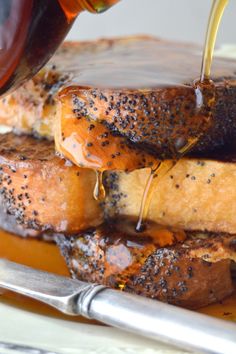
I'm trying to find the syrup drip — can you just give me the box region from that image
[201,0,228,82]
[136,137,201,232]
[93,170,106,201]
[136,161,174,232]
[177,137,199,155]
[83,0,120,13]
[58,0,119,21]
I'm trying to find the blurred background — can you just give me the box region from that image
[67,0,236,45]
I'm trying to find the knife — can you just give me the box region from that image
[0,258,235,354]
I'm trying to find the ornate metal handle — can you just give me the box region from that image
[0,258,106,316]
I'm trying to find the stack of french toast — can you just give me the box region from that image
[0,36,236,309]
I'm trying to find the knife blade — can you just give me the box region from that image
[0,258,235,354]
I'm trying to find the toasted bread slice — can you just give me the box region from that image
[0,133,102,235]
[57,225,235,309]
[1,37,236,165]
[1,134,236,236]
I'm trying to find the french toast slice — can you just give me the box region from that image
[1,37,236,164]
[1,134,236,236]
[57,226,235,309]
[0,133,102,236]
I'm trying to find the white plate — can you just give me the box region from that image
[0,301,188,354]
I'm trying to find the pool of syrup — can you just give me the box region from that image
[0,229,99,324]
[0,229,235,323]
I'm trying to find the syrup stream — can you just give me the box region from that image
[200,0,228,82]
[136,161,174,232]
[136,138,201,232]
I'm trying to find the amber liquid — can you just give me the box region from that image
[201,0,228,82]
[0,0,119,95]
[0,1,73,95]
[0,229,100,324]
[94,170,106,201]
[136,161,173,232]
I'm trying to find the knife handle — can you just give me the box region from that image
[1,258,236,354]
[87,287,236,354]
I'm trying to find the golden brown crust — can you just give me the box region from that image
[0,133,103,235]
[57,224,234,309]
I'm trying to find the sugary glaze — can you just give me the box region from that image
[56,38,236,89]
